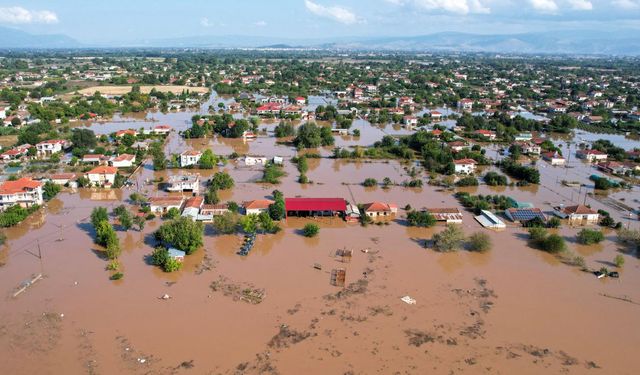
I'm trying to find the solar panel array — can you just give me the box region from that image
[509,209,545,222]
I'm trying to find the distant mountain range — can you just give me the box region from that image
[0,26,81,49]
[1,26,639,56]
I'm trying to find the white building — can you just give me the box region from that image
[0,178,43,210]
[86,166,118,187]
[167,174,200,192]
[180,150,203,167]
[454,159,477,174]
[36,139,69,157]
[244,155,268,166]
[110,154,136,168]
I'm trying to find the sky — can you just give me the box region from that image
[0,0,639,42]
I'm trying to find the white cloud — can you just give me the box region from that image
[612,0,640,9]
[529,0,559,12]
[385,0,490,14]
[254,20,268,27]
[568,0,593,9]
[304,0,359,24]
[0,6,58,24]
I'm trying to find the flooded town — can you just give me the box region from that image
[1,3,640,374]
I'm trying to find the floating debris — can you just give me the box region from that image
[401,296,417,305]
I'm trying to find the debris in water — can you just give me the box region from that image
[160,294,171,300]
[401,296,416,305]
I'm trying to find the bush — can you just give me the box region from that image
[406,211,436,227]
[528,227,548,243]
[432,224,465,252]
[614,254,625,268]
[467,232,492,252]
[456,176,478,186]
[110,272,124,280]
[576,229,604,245]
[213,212,240,234]
[274,121,295,138]
[363,178,377,187]
[547,217,561,228]
[151,246,169,266]
[600,216,615,227]
[150,246,183,272]
[542,234,566,254]
[484,172,508,186]
[302,223,320,237]
[0,205,39,228]
[261,163,285,184]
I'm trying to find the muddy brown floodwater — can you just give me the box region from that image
[1,91,640,374]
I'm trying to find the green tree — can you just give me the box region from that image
[199,149,217,169]
[155,217,204,255]
[239,215,258,234]
[118,210,133,231]
[406,211,436,227]
[90,207,108,228]
[42,181,61,201]
[432,224,465,252]
[71,128,97,149]
[165,207,180,219]
[133,215,146,231]
[213,212,240,234]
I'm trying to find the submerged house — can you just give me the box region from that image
[475,210,506,230]
[0,177,43,210]
[558,205,600,225]
[148,196,185,214]
[505,208,547,224]
[361,202,398,218]
[425,208,463,224]
[167,174,200,193]
[285,198,347,218]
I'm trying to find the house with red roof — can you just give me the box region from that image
[361,202,398,218]
[180,150,202,167]
[295,97,306,105]
[560,205,600,225]
[153,125,171,135]
[86,166,118,187]
[110,154,136,168]
[577,149,608,162]
[243,199,274,215]
[256,102,283,115]
[115,129,138,138]
[541,151,565,166]
[0,177,43,210]
[0,144,32,161]
[285,198,347,218]
[457,99,474,111]
[473,129,496,140]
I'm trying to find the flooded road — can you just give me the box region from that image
[1,91,640,374]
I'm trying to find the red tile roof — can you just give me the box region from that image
[87,166,118,175]
[0,178,41,195]
[285,198,346,212]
